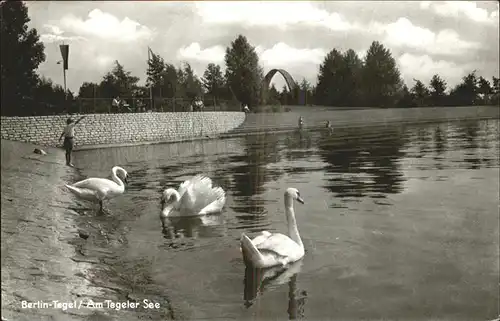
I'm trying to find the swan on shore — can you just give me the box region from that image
[65,166,128,211]
[240,187,305,268]
[160,174,226,221]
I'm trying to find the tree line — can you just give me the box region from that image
[1,1,498,116]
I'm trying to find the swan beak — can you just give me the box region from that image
[297,197,305,204]
[124,176,128,184]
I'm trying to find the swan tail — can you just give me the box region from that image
[65,184,100,201]
[240,233,265,268]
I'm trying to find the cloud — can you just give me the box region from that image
[25,1,498,94]
[177,42,225,63]
[40,23,87,43]
[420,1,499,24]
[40,34,87,43]
[43,24,64,35]
[398,53,471,88]
[60,9,154,42]
[259,43,326,67]
[195,1,354,31]
[178,42,327,69]
[371,17,481,56]
[95,55,115,70]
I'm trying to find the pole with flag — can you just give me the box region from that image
[147,46,154,110]
[59,42,69,98]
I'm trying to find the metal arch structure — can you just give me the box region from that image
[263,69,297,93]
[228,68,299,106]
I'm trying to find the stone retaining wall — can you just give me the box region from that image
[0,112,246,148]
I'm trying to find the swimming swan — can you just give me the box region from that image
[65,166,128,211]
[240,187,305,268]
[160,174,226,220]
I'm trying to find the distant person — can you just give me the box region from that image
[325,120,333,134]
[298,116,304,129]
[193,97,204,111]
[121,99,131,113]
[112,96,121,113]
[59,116,86,167]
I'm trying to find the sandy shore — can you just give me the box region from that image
[1,140,175,321]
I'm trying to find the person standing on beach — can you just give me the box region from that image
[59,116,86,167]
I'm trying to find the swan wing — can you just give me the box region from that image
[179,175,224,214]
[72,178,116,191]
[177,175,205,210]
[177,179,191,198]
[255,233,302,258]
[250,231,273,247]
[65,184,99,201]
[198,187,226,214]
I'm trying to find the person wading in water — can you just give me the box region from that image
[59,116,86,167]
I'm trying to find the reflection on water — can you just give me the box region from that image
[230,134,283,229]
[318,126,407,199]
[458,120,481,169]
[244,260,306,320]
[162,214,226,240]
[71,119,499,320]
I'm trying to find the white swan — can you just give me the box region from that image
[65,166,128,211]
[160,174,226,220]
[240,187,305,268]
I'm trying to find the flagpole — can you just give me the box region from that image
[147,47,153,110]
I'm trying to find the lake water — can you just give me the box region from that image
[71,119,499,320]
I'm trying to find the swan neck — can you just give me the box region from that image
[285,202,303,248]
[111,167,124,187]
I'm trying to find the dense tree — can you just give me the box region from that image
[33,77,74,115]
[98,61,140,99]
[177,62,202,99]
[146,49,166,98]
[146,50,165,87]
[339,49,363,106]
[448,71,478,106]
[361,41,402,108]
[224,35,264,107]
[411,79,430,107]
[202,63,225,103]
[315,48,364,107]
[161,63,178,99]
[77,82,99,99]
[315,49,345,106]
[477,76,492,104]
[491,76,500,105]
[1,1,46,116]
[267,84,281,105]
[279,85,290,105]
[429,74,447,106]
[396,84,416,108]
[492,76,500,94]
[298,78,313,105]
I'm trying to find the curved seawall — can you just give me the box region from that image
[0,112,246,150]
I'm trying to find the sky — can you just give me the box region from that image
[26,1,499,94]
